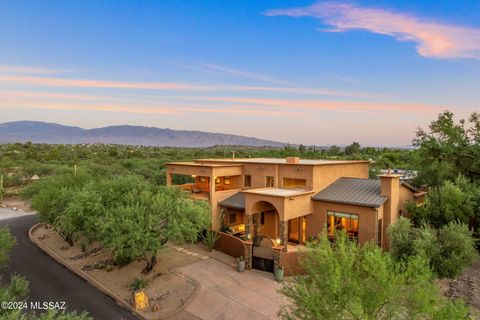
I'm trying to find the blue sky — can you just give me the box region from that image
[0,0,479,146]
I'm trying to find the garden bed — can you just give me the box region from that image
[30,223,202,319]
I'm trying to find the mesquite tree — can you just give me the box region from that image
[101,187,210,272]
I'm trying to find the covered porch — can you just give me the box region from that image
[165,162,244,202]
[244,188,314,252]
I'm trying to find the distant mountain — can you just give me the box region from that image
[0,121,285,147]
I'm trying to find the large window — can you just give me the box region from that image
[327,211,359,240]
[283,178,306,190]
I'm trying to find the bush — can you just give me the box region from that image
[203,230,218,252]
[129,277,148,292]
[389,218,478,278]
[434,222,477,278]
[280,231,470,319]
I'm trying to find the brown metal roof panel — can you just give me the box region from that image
[218,192,245,210]
[312,178,387,208]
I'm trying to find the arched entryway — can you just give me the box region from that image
[248,201,282,272]
[250,201,280,240]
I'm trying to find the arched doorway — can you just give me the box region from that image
[248,201,281,272]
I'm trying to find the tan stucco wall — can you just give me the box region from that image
[399,184,415,209]
[243,164,278,189]
[167,164,213,178]
[313,163,369,191]
[260,211,279,239]
[212,189,242,229]
[380,175,400,249]
[308,201,380,245]
[278,165,314,190]
[246,193,285,219]
[283,193,314,220]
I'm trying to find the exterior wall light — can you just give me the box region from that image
[276,238,281,246]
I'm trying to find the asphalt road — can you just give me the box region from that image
[0,214,138,320]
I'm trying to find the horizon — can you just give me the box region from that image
[0,119,417,148]
[1,1,479,145]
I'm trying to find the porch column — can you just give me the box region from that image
[279,220,288,252]
[244,240,253,270]
[253,213,261,247]
[245,214,254,238]
[166,173,172,186]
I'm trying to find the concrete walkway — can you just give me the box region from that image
[176,258,287,320]
[0,207,35,221]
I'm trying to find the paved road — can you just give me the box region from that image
[0,214,138,320]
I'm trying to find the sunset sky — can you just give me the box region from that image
[1,1,479,146]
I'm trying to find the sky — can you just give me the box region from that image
[0,0,479,146]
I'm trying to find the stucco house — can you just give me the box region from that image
[166,157,425,274]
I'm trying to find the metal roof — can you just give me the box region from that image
[218,192,245,210]
[312,178,388,208]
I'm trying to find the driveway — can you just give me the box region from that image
[0,213,138,320]
[177,258,287,320]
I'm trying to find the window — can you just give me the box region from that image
[224,177,230,185]
[283,178,306,190]
[266,176,274,187]
[244,175,251,188]
[260,212,265,225]
[326,211,359,240]
[229,213,237,225]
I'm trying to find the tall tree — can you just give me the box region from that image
[100,187,210,272]
[344,141,361,156]
[413,110,480,185]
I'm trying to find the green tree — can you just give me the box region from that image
[280,232,470,319]
[100,187,210,272]
[344,141,361,156]
[413,110,480,185]
[389,217,477,278]
[408,178,475,228]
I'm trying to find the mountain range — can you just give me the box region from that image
[0,121,285,147]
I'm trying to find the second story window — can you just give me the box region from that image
[283,178,307,190]
[244,175,251,188]
[266,176,274,187]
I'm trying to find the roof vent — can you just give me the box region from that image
[286,157,300,164]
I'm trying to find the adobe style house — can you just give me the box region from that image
[166,157,425,274]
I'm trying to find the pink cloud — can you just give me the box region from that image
[182,96,440,114]
[197,62,289,85]
[0,65,70,74]
[0,96,301,117]
[266,2,480,59]
[0,74,378,98]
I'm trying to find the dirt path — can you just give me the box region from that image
[442,260,480,316]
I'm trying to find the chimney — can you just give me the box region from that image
[379,172,401,250]
[286,157,300,164]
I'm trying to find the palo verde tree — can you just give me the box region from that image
[100,186,210,272]
[280,232,470,320]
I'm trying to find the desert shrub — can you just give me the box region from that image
[434,222,477,278]
[280,231,470,319]
[129,277,148,292]
[203,230,219,252]
[389,218,477,278]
